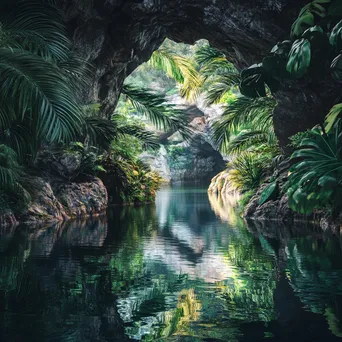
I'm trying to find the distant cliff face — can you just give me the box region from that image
[61,0,337,147]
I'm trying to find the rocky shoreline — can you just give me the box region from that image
[1,176,108,228]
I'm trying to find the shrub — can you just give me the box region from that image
[286,123,342,215]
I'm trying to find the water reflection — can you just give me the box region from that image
[0,185,342,341]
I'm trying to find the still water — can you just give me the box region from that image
[1,185,342,341]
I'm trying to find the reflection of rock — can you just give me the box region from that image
[144,236,234,283]
[61,217,108,247]
[0,224,17,252]
[28,217,108,256]
[0,212,18,228]
[208,192,241,225]
[29,222,65,256]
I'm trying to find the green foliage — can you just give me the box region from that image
[286,122,342,214]
[0,145,30,210]
[211,95,277,153]
[289,130,312,148]
[227,153,270,193]
[291,0,330,37]
[240,0,342,97]
[325,103,342,131]
[259,181,278,205]
[148,42,203,100]
[101,148,163,204]
[240,64,279,98]
[194,44,240,104]
[121,84,191,140]
[286,38,311,77]
[0,0,88,159]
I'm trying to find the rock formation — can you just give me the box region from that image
[60,0,335,147]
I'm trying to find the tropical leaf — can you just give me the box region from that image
[116,124,160,150]
[330,20,342,51]
[211,95,276,153]
[149,47,203,100]
[286,39,312,77]
[291,0,330,37]
[0,0,70,61]
[259,181,278,205]
[83,117,117,150]
[0,48,83,143]
[331,53,342,82]
[325,103,342,132]
[0,145,30,205]
[286,121,342,214]
[226,130,277,155]
[121,84,191,139]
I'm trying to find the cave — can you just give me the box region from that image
[61,0,339,148]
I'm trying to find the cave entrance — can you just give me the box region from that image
[118,38,230,183]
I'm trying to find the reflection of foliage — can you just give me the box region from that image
[286,236,342,312]
[220,233,276,323]
[286,236,342,337]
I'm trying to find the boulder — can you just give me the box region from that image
[18,177,108,225]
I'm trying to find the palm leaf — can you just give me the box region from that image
[149,48,203,100]
[121,84,191,139]
[211,96,276,152]
[0,0,70,61]
[0,48,83,143]
[116,124,160,150]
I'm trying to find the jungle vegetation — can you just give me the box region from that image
[1,0,342,217]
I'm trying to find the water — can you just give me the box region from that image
[1,185,342,341]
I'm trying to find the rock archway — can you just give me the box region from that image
[61,0,338,148]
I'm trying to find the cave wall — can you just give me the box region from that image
[61,0,335,147]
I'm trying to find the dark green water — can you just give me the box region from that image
[1,185,342,341]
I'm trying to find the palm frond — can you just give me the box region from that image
[58,54,93,99]
[195,44,226,66]
[121,84,191,139]
[0,120,35,162]
[195,44,236,78]
[226,130,270,154]
[204,74,241,105]
[149,48,203,101]
[83,117,117,150]
[211,96,277,152]
[0,145,30,204]
[0,0,70,61]
[116,124,160,151]
[0,48,83,143]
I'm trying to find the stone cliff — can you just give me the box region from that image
[59,0,335,148]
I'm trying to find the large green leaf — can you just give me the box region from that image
[330,20,342,51]
[240,64,279,98]
[325,103,342,131]
[318,175,338,188]
[331,54,342,82]
[286,39,312,77]
[291,0,330,37]
[286,121,342,214]
[259,181,278,205]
